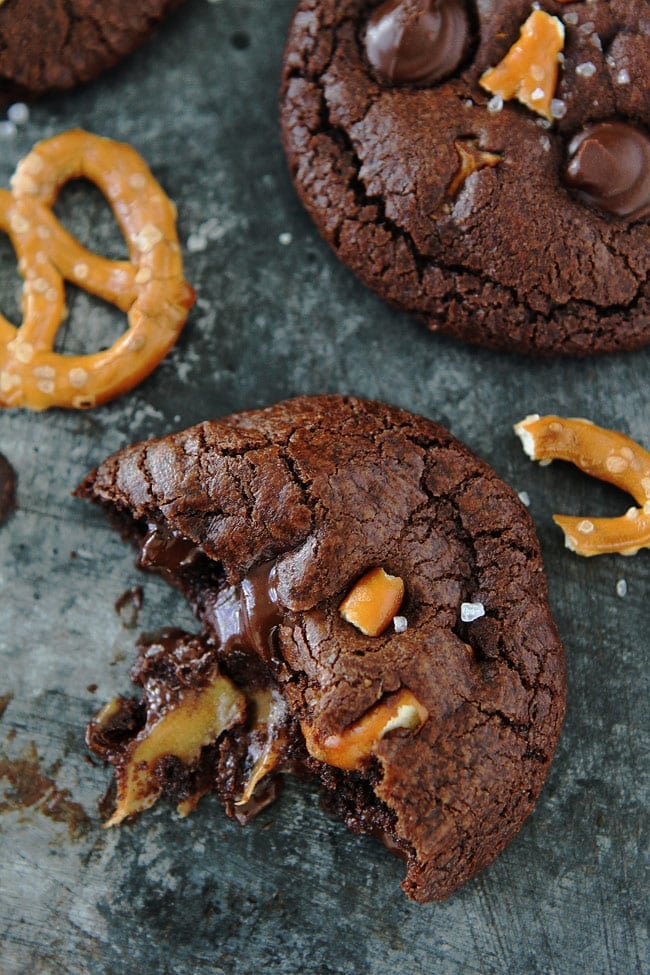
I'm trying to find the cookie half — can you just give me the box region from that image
[79,395,565,901]
[279,0,650,355]
[0,0,187,103]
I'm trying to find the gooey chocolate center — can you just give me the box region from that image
[139,523,283,667]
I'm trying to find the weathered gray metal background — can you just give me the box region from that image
[0,2,648,972]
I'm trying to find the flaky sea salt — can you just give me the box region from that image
[518,491,531,507]
[393,616,408,634]
[7,103,29,125]
[487,95,504,113]
[278,232,293,246]
[551,98,567,119]
[576,62,597,78]
[616,69,630,85]
[616,579,627,598]
[563,11,578,25]
[186,233,208,253]
[461,602,486,623]
[0,120,16,138]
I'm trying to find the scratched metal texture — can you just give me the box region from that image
[0,1,648,973]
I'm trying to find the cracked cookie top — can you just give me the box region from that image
[0,0,187,102]
[79,395,565,901]
[280,0,650,355]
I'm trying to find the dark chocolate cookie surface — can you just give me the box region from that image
[79,395,565,901]
[0,0,187,103]
[280,0,650,355]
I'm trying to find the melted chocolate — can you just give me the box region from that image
[0,452,17,525]
[114,585,144,629]
[138,523,204,578]
[136,520,281,661]
[564,121,650,219]
[364,0,469,87]
[207,561,283,666]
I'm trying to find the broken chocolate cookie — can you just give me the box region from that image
[280,0,650,355]
[79,395,565,902]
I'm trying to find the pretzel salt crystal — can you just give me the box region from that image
[514,414,650,556]
[0,129,195,410]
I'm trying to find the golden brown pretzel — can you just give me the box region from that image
[0,129,194,410]
[515,414,650,556]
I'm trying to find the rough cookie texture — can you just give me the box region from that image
[79,395,565,901]
[0,0,187,103]
[280,0,650,355]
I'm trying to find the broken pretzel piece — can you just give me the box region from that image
[515,414,650,556]
[0,129,195,410]
[339,566,405,637]
[480,10,565,121]
[446,140,502,199]
[302,688,428,771]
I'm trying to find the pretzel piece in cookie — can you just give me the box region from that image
[515,414,650,556]
[0,129,194,410]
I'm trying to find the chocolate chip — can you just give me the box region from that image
[364,0,469,86]
[564,121,650,219]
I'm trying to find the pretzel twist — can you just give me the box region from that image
[515,414,650,556]
[0,129,195,410]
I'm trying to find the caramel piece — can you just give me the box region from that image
[339,567,405,636]
[302,689,428,771]
[0,129,195,411]
[480,11,565,121]
[235,687,289,806]
[102,673,246,826]
[515,414,650,556]
[446,140,502,198]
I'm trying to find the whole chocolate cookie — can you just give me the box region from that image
[280,0,650,355]
[0,0,187,103]
[79,395,565,901]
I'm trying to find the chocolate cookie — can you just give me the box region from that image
[280,0,650,355]
[0,451,16,524]
[0,0,187,103]
[79,395,565,901]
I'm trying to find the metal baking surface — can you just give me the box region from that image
[1,2,648,972]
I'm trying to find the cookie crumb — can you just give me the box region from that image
[460,602,485,622]
[616,579,627,598]
[393,615,408,633]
